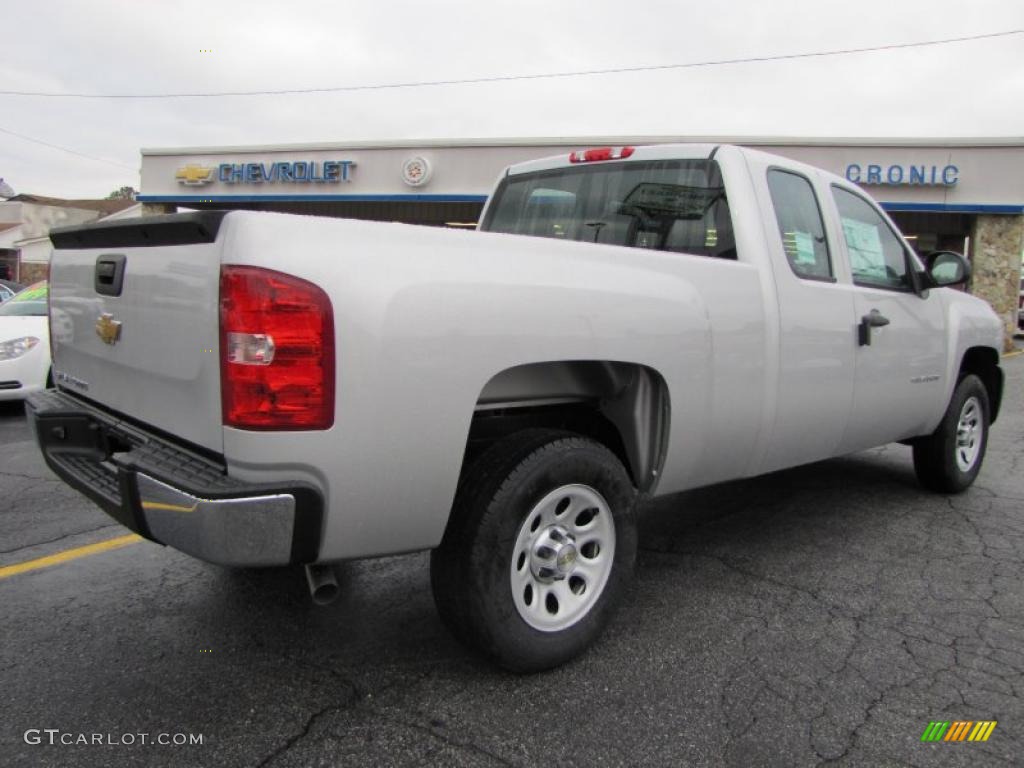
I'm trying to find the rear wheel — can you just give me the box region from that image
[431,429,637,672]
[913,374,989,493]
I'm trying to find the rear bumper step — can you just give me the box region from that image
[26,389,322,567]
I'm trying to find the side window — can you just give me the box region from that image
[766,170,832,280]
[832,186,912,291]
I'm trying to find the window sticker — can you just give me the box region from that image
[842,218,886,279]
[782,230,817,267]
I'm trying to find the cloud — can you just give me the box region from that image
[1,0,1020,197]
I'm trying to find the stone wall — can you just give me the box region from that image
[18,261,48,284]
[140,203,177,216]
[970,214,1023,352]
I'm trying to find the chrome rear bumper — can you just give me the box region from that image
[26,389,323,567]
[136,474,297,566]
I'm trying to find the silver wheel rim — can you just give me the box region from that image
[955,396,983,472]
[510,484,616,633]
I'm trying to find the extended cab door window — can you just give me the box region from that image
[766,169,833,281]
[831,186,914,291]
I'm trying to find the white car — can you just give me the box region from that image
[0,282,51,400]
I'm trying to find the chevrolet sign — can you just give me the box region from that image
[175,164,216,186]
[217,160,355,184]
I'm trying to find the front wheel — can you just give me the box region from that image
[913,374,990,493]
[431,430,637,672]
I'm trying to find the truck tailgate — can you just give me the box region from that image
[48,212,227,453]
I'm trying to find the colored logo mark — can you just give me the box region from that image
[401,155,432,187]
[921,721,997,742]
[175,164,215,186]
[95,312,122,346]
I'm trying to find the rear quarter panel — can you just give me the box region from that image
[218,209,768,560]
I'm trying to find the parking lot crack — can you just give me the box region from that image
[688,551,841,613]
[0,469,62,483]
[253,687,360,768]
[365,708,517,766]
[0,523,123,554]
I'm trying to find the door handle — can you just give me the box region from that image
[858,309,890,346]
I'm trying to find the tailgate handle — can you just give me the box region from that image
[95,254,127,297]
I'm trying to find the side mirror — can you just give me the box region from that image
[926,251,971,287]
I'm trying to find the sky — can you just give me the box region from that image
[1,0,1021,198]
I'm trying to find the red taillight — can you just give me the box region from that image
[219,266,335,430]
[568,146,635,163]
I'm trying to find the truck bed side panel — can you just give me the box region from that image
[217,212,767,560]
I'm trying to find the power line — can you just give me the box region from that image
[0,125,137,170]
[0,29,1019,99]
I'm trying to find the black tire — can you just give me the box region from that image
[913,374,990,493]
[431,429,637,673]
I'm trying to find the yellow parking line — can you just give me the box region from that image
[0,534,143,580]
[1003,349,1022,359]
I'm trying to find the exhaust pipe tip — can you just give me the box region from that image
[305,564,340,606]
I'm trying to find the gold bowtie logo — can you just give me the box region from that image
[95,313,122,345]
[175,164,215,186]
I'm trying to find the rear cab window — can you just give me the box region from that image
[481,159,737,259]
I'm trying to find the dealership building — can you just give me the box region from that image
[138,136,1024,348]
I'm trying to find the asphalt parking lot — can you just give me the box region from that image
[1,354,1022,768]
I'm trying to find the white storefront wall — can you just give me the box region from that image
[15,236,52,265]
[139,137,1024,215]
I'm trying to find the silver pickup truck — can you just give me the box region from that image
[30,144,1003,671]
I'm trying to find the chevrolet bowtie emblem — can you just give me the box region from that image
[95,313,122,345]
[175,164,215,186]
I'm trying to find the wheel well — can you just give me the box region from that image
[464,361,670,492]
[959,347,1003,424]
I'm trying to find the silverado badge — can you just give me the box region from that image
[95,313,122,345]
